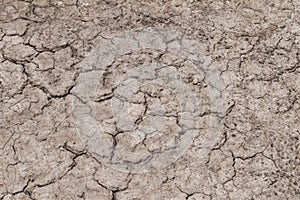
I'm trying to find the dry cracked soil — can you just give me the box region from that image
[0,0,300,200]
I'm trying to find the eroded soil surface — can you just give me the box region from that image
[1,0,300,200]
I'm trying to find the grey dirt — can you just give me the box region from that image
[0,0,299,200]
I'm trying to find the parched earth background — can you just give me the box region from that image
[1,0,300,200]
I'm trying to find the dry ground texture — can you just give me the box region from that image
[0,0,300,200]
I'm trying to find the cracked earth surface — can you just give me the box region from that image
[0,0,299,200]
